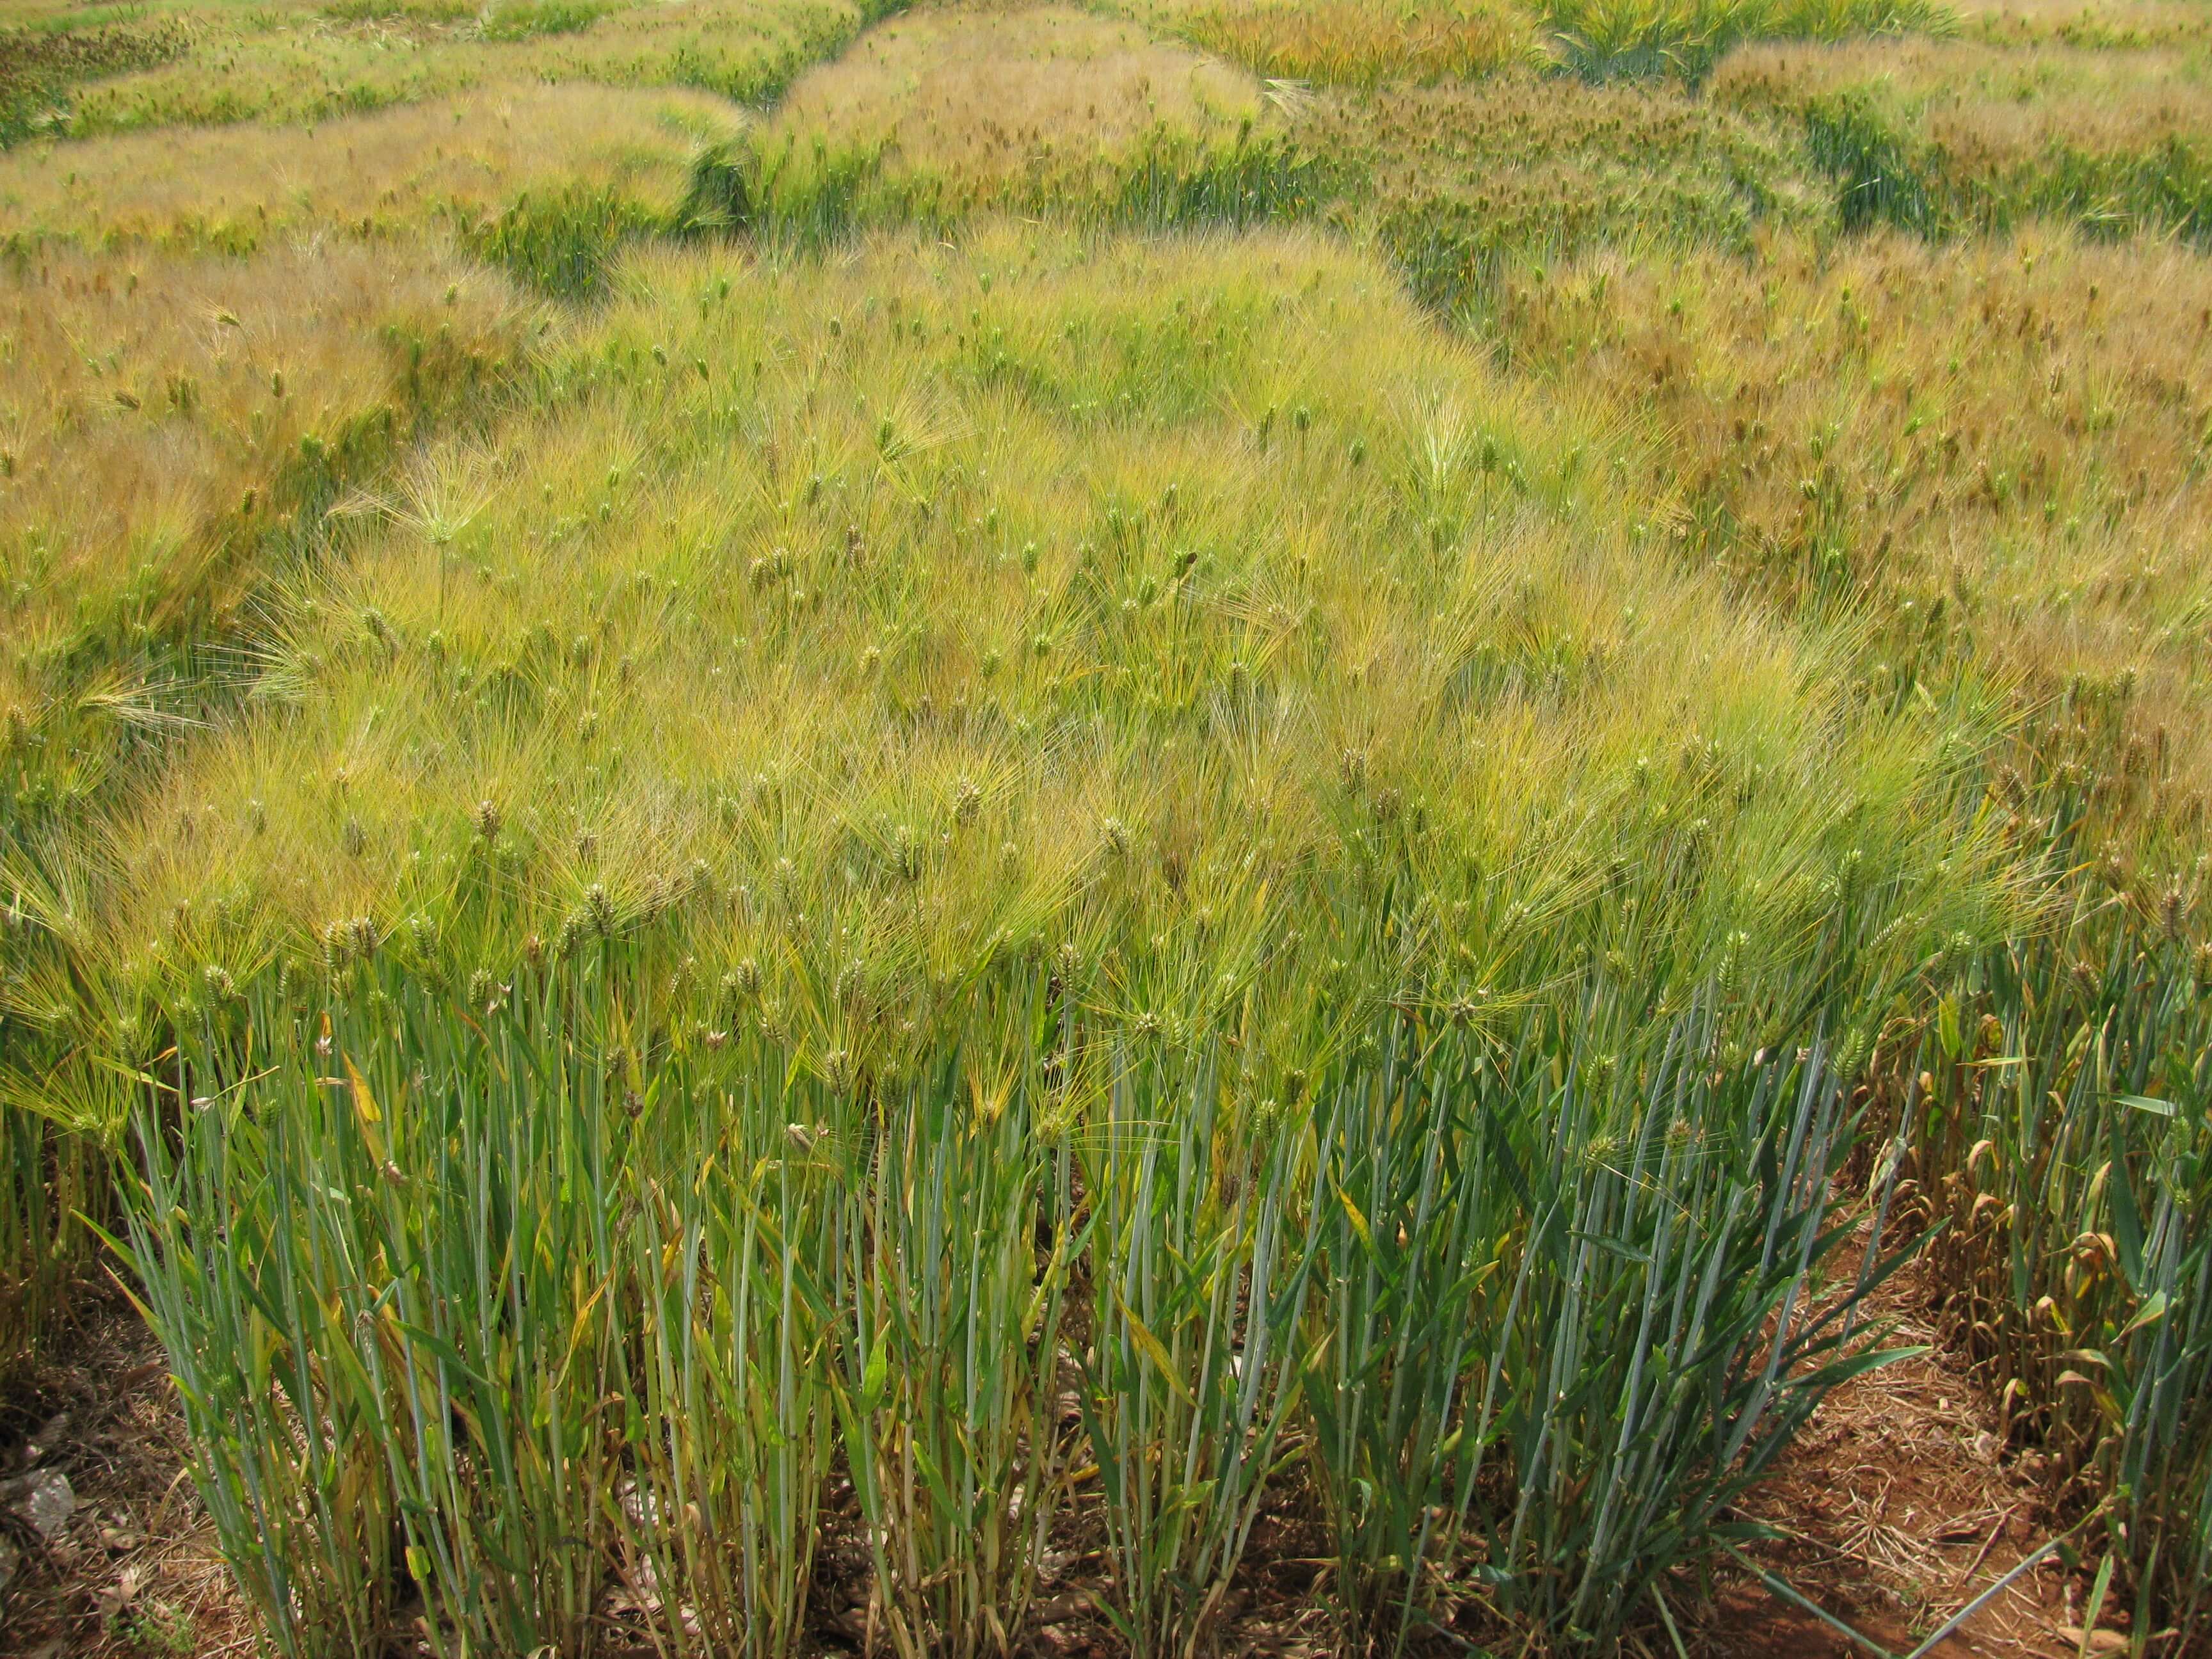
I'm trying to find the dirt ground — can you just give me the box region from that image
[0,1278,247,1659]
[0,1257,2107,1659]
[1709,1253,2085,1659]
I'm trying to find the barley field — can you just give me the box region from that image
[0,0,2207,1655]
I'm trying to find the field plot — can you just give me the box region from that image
[0,1,2208,1657]
[1714,33,2212,238]
[6,0,876,138]
[0,82,748,254]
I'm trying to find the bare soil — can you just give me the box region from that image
[1709,1253,2083,1659]
[0,1279,247,1659]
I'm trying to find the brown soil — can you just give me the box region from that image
[0,1280,247,1659]
[1702,1253,2084,1659]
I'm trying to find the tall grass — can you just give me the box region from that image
[744,123,1334,244]
[0,1103,105,1366]
[1300,73,1832,316]
[0,240,529,1358]
[1482,226,2212,816]
[741,6,1331,242]
[1301,1009,1926,1646]
[30,220,2039,1653]
[0,15,191,147]
[1079,1040,1309,1659]
[842,1041,1075,1659]
[1468,202,2212,1642]
[0,83,749,258]
[621,1049,840,1659]
[37,0,876,140]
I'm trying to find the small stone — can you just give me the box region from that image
[2056,1629,2127,1655]
[6,1468,76,1539]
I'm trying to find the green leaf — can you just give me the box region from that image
[2117,1093,2176,1118]
[2119,1290,2169,1340]
[1335,1178,1374,1255]
[1569,1230,1653,1266]
[1786,1345,1929,1393]
[862,1324,890,1412]
[2105,1130,2147,1290]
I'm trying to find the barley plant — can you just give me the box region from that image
[1077,1041,1310,1659]
[840,1039,1077,1659]
[5,0,2212,1653]
[1893,776,2212,1648]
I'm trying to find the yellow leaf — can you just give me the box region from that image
[345,1056,381,1124]
[344,1055,390,1166]
[1336,1178,1374,1252]
[1118,1291,1194,1407]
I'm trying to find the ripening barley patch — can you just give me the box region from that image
[745,6,1338,237]
[1714,35,2212,238]
[0,81,746,254]
[1114,0,1546,85]
[47,234,2037,1659]
[1,1,2211,1653]
[26,0,874,141]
